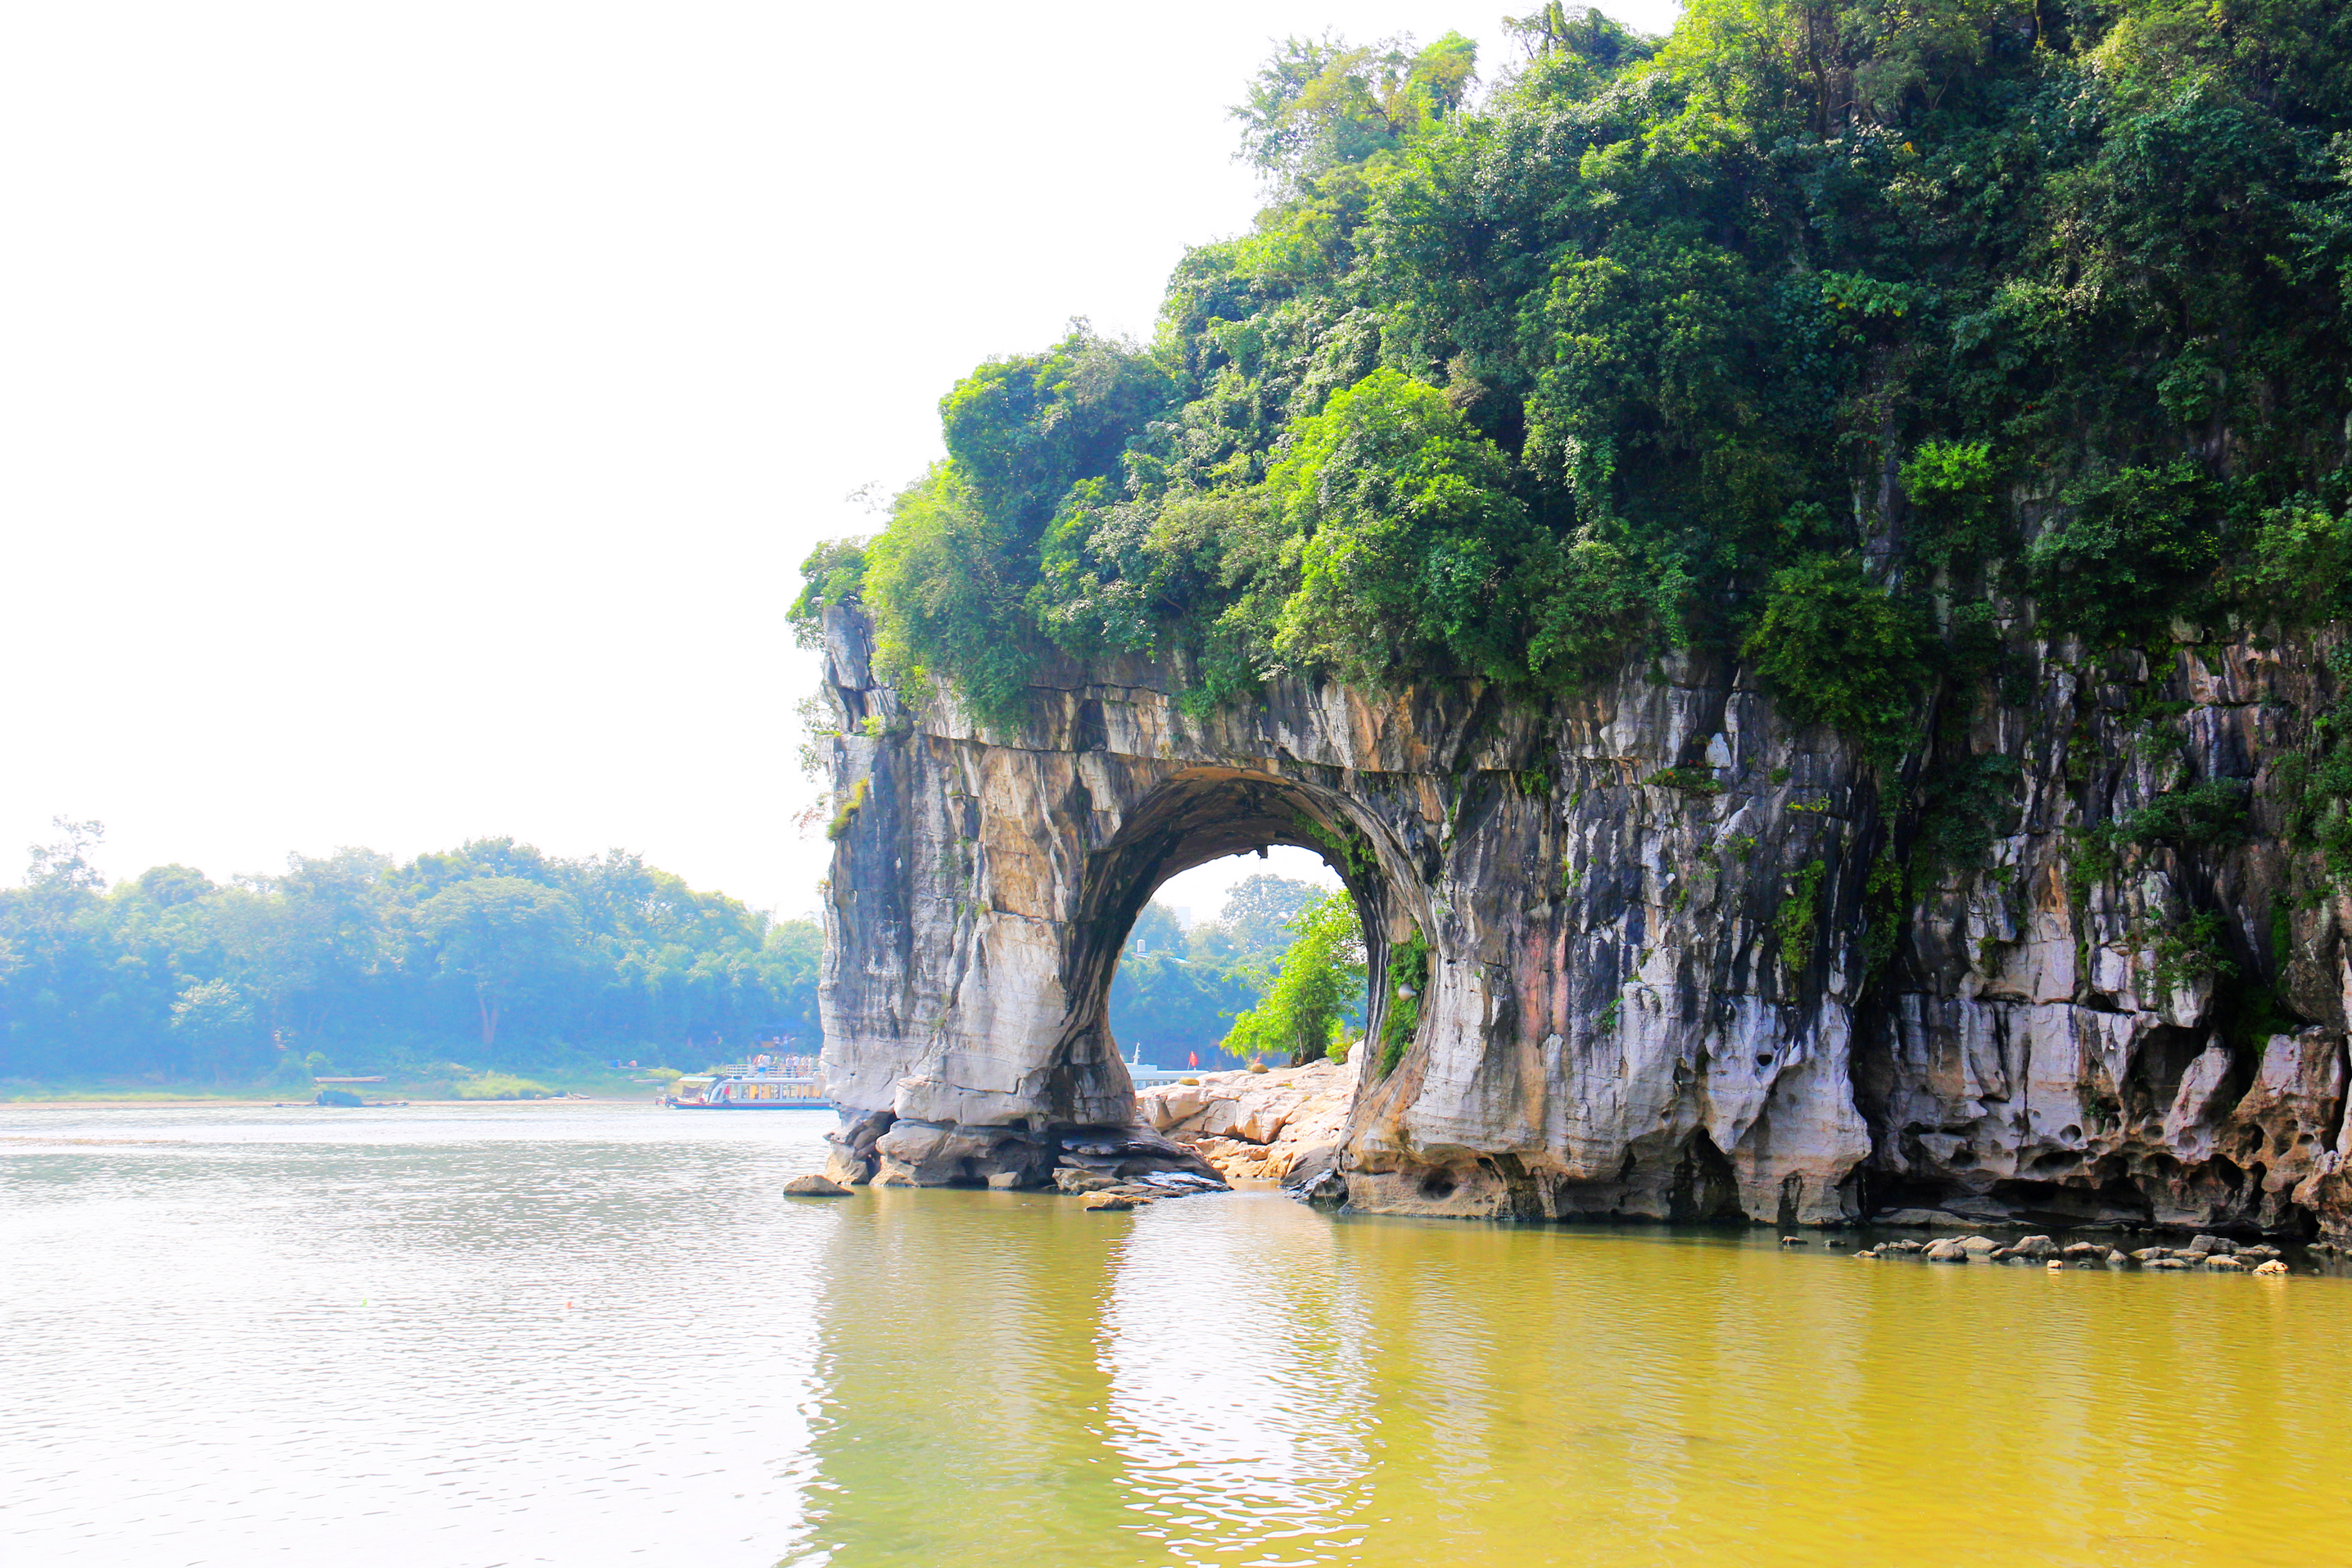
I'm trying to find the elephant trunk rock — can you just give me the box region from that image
[813,606,2352,1239]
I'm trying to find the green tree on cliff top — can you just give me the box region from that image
[794,1,2352,752]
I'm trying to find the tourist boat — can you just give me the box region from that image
[666,1058,831,1110]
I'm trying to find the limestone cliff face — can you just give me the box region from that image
[814,604,2352,1239]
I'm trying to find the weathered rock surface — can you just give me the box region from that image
[1136,1057,1359,1189]
[1082,1191,1146,1213]
[782,1174,853,1197]
[814,603,2352,1240]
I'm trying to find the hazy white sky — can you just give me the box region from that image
[2,0,1680,917]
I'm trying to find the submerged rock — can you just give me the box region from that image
[782,1174,852,1197]
[1082,1191,1147,1213]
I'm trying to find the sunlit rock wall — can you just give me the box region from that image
[815,603,2352,1239]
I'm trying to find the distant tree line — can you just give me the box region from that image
[0,820,821,1088]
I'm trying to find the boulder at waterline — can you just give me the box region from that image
[1083,1192,1146,1212]
[784,1174,853,1197]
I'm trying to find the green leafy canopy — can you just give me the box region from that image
[796,0,2352,741]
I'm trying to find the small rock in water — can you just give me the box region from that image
[782,1174,852,1197]
[2131,1247,2173,1263]
[2253,1259,2291,1277]
[1922,1239,1970,1263]
[1138,1171,1223,1192]
[2105,1249,2129,1266]
[2191,1235,2235,1256]
[1083,1191,1147,1212]
[2011,1235,2060,1259]
[2146,1257,2189,1270]
[1957,1236,2001,1256]
[2047,1259,2064,1271]
[1779,1236,1806,1247]
[985,1172,1023,1191]
[2205,1254,2246,1271]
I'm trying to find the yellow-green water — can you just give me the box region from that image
[3,1102,2345,1566]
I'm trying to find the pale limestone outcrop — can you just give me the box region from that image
[1138,1057,1360,1186]
[814,603,2352,1239]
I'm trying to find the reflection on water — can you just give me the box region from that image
[6,1102,2349,1567]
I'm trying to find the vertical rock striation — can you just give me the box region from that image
[814,604,2352,1239]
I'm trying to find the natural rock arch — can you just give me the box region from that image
[807,599,2352,1240]
[812,605,1875,1222]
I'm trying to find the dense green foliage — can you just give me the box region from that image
[1220,888,1368,1066]
[1744,554,1936,762]
[1775,858,1830,975]
[796,0,2352,748]
[0,821,821,1090]
[1375,929,1431,1078]
[2278,646,2352,877]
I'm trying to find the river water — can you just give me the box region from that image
[3,1100,2346,1567]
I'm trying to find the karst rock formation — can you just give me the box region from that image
[812,604,2352,1239]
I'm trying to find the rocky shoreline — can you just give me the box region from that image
[1848,1232,2295,1273]
[806,1057,1359,1211]
[811,1054,2337,1258]
[1133,1057,1359,1196]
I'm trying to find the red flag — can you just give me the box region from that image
[1187,1051,1197,1069]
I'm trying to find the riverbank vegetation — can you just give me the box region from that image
[794,0,2352,756]
[0,820,820,1094]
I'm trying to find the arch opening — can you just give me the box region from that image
[1108,846,1342,1074]
[1050,770,1423,1113]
